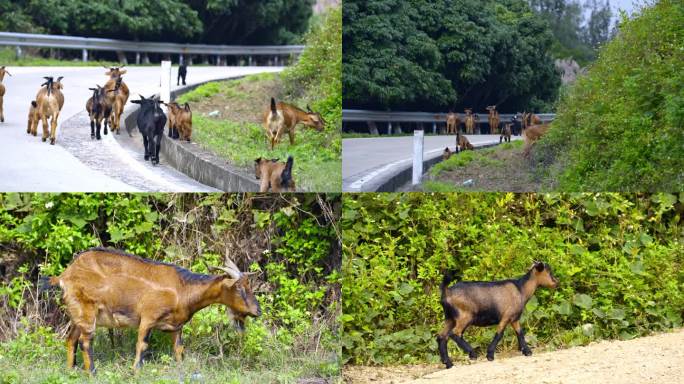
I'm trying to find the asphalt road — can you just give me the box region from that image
[0,66,281,191]
[342,134,521,191]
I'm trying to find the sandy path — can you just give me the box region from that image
[345,329,684,384]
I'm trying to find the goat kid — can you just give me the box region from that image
[131,95,167,165]
[26,101,38,135]
[437,262,558,368]
[442,147,452,161]
[254,156,295,192]
[86,85,111,140]
[164,102,193,141]
[41,247,260,373]
[456,132,474,153]
[0,66,12,122]
[500,123,512,143]
[263,98,325,150]
[177,64,187,86]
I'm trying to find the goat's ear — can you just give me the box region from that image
[534,261,544,272]
[119,69,127,75]
[254,157,262,163]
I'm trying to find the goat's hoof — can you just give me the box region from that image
[522,348,532,356]
[444,361,453,369]
[91,134,95,139]
[468,351,478,360]
[42,137,46,142]
[144,156,149,161]
[50,139,55,145]
[486,353,495,361]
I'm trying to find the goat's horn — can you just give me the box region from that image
[208,265,242,280]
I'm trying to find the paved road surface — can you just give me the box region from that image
[0,66,281,191]
[343,134,521,191]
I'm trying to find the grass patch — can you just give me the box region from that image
[177,71,340,191]
[422,180,464,192]
[429,151,477,176]
[0,324,339,384]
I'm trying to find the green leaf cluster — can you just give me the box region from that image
[342,193,683,365]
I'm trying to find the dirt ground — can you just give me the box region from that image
[426,142,543,192]
[343,329,684,384]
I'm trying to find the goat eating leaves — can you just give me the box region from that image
[437,262,558,368]
[41,247,260,373]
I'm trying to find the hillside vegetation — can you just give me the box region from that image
[342,193,683,365]
[534,0,684,191]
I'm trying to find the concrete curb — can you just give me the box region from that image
[344,141,505,192]
[119,76,261,192]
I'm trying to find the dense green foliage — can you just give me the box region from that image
[342,193,683,365]
[343,0,560,112]
[0,193,340,382]
[0,0,313,44]
[535,0,684,191]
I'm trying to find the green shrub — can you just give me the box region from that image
[536,0,684,190]
[342,193,683,365]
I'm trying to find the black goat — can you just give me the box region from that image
[85,85,111,140]
[437,262,558,368]
[130,95,167,165]
[177,65,187,86]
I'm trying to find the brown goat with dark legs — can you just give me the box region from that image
[442,147,452,161]
[486,105,500,134]
[86,85,111,140]
[456,132,474,153]
[164,102,193,141]
[500,123,512,143]
[523,123,550,157]
[446,111,460,134]
[32,77,64,144]
[27,101,38,135]
[254,156,295,192]
[464,108,476,135]
[0,66,12,122]
[41,247,261,373]
[263,98,325,150]
[437,262,558,368]
[104,66,130,134]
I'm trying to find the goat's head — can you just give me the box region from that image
[0,66,11,81]
[464,108,472,115]
[486,105,496,113]
[104,65,127,79]
[304,105,325,131]
[529,261,559,289]
[210,262,261,332]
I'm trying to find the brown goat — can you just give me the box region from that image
[442,147,452,161]
[164,102,193,141]
[263,98,325,150]
[456,132,474,153]
[254,156,295,192]
[104,66,130,134]
[437,262,558,368]
[486,105,500,134]
[26,101,38,135]
[522,112,541,131]
[500,123,512,143]
[446,111,460,134]
[523,123,550,157]
[464,109,478,135]
[41,247,261,373]
[0,66,12,122]
[31,77,64,144]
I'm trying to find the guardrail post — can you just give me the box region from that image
[135,52,141,65]
[432,122,437,134]
[81,49,88,62]
[248,56,253,66]
[160,60,171,105]
[274,56,279,66]
[388,122,393,135]
[15,46,22,60]
[412,130,424,185]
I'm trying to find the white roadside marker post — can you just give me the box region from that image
[412,129,424,185]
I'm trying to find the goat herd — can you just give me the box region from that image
[442,105,550,161]
[0,65,332,192]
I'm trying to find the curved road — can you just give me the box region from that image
[0,66,281,191]
[343,134,521,192]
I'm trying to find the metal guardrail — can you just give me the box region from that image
[0,31,304,57]
[343,109,556,123]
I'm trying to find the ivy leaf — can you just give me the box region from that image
[573,294,593,309]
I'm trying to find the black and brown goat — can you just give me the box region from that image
[456,132,474,153]
[41,247,260,373]
[164,102,193,141]
[86,85,111,140]
[442,147,452,161]
[254,156,295,192]
[437,262,558,368]
[0,66,12,122]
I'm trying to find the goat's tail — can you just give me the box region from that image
[270,97,277,114]
[281,156,294,188]
[31,100,37,108]
[38,276,60,294]
[184,103,191,112]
